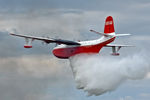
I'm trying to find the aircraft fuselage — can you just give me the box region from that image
[52,37,115,59]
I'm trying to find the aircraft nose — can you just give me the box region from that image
[53,49,60,56]
[52,48,64,57]
[52,48,69,59]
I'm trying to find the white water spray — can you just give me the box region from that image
[69,52,150,96]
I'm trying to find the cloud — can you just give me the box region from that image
[0,9,86,40]
[140,93,150,97]
[131,35,150,41]
[119,96,134,100]
[0,9,121,40]
[0,55,72,100]
[146,73,150,79]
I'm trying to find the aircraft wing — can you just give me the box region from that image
[10,33,81,45]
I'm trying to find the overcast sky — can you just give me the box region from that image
[0,0,150,100]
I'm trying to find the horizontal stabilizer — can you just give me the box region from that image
[90,30,106,35]
[90,30,131,37]
[105,43,134,56]
[115,34,131,37]
[90,30,111,37]
[105,44,134,47]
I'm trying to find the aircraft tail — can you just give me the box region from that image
[90,16,130,37]
[104,16,115,34]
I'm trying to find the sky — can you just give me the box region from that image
[0,0,150,100]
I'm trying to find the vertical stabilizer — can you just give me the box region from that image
[104,16,115,34]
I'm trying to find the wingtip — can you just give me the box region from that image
[9,33,17,36]
[9,33,14,35]
[90,29,94,32]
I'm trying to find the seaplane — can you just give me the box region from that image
[10,16,132,59]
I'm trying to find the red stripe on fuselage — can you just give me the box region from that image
[52,37,115,59]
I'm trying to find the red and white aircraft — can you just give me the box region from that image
[10,16,132,59]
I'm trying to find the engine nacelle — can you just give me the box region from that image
[24,45,32,48]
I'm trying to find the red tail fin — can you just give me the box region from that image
[104,16,115,34]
